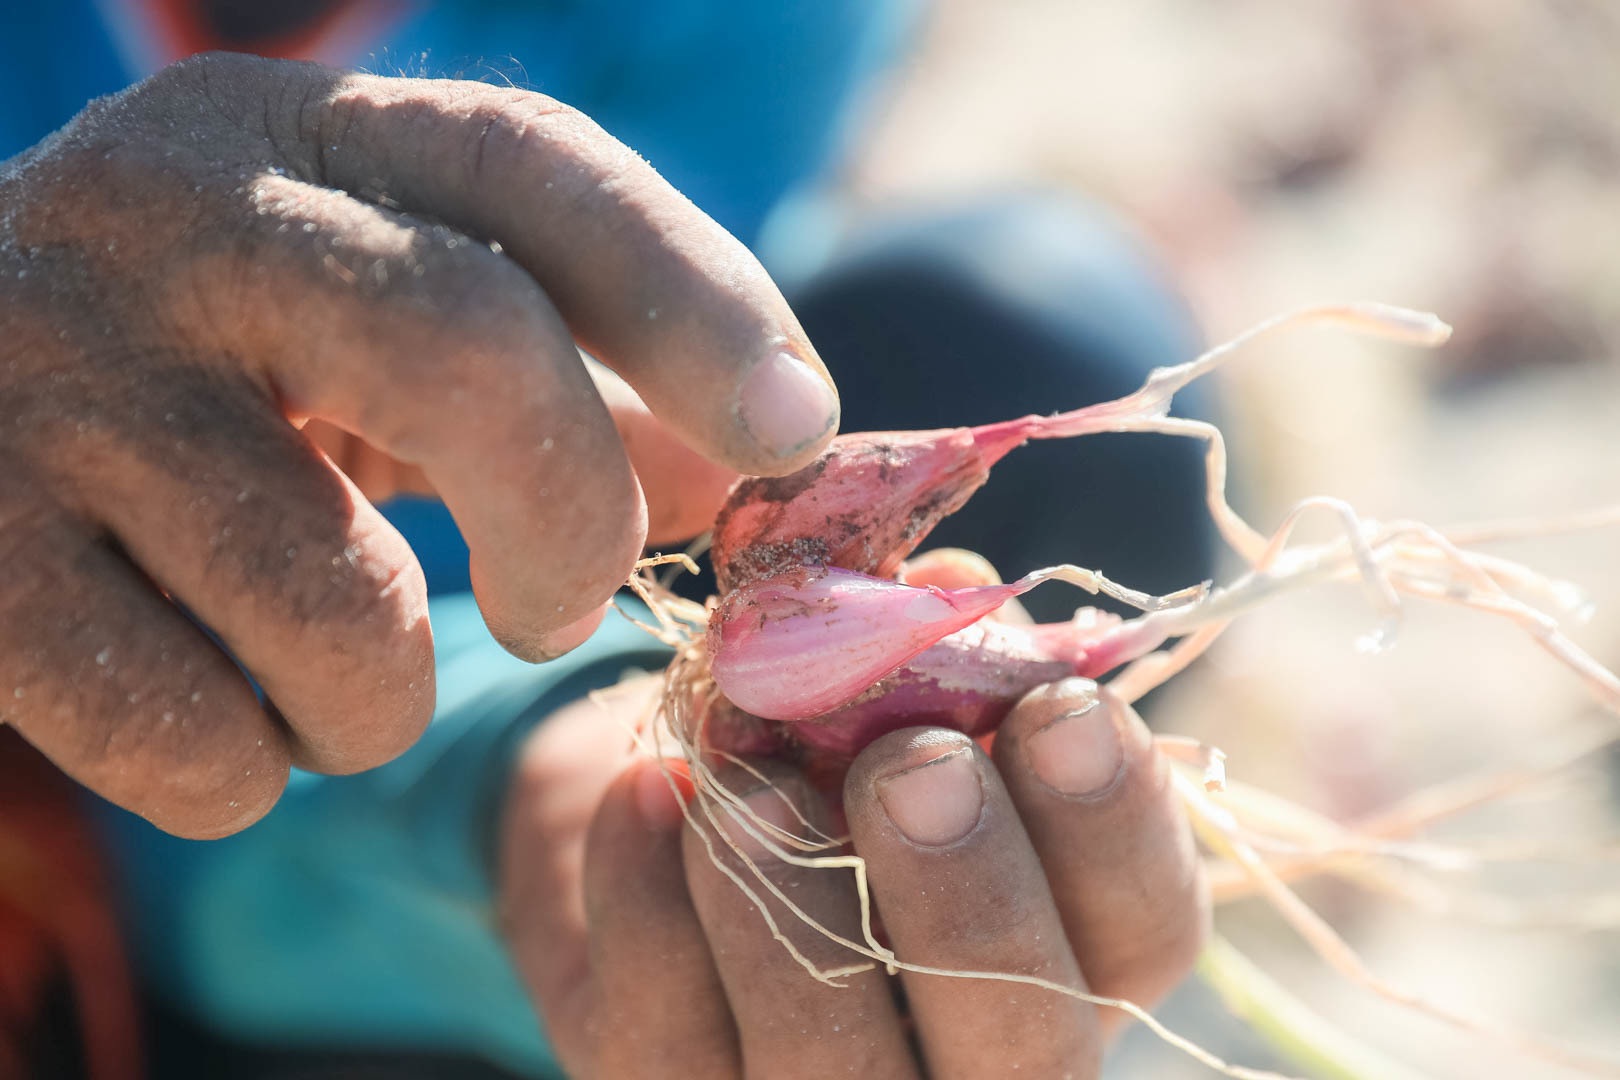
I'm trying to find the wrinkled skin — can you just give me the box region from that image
[501,675,1208,1079]
[0,53,838,838]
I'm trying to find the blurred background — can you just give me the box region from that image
[4,1,1619,1078]
[827,1,1620,1075]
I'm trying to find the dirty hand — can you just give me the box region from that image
[501,677,1208,1077]
[0,53,837,838]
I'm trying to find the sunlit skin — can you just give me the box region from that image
[500,672,1208,1079]
[0,54,837,838]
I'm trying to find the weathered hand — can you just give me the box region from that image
[0,53,837,838]
[501,677,1207,1078]
[302,359,743,549]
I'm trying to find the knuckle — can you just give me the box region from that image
[384,238,551,359]
[131,52,264,133]
[149,51,239,93]
[448,86,645,202]
[298,76,359,185]
[271,530,425,640]
[346,252,569,453]
[936,885,1045,954]
[156,52,306,120]
[412,240,548,347]
[457,89,587,177]
[135,53,339,183]
[154,50,258,87]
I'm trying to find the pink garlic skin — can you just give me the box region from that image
[789,615,1118,759]
[710,428,996,593]
[702,613,1121,765]
[708,412,1114,595]
[701,408,1170,766]
[707,565,1037,721]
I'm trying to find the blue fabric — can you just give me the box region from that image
[0,5,131,167]
[0,0,919,244]
[379,494,472,595]
[95,593,672,1077]
[376,0,917,244]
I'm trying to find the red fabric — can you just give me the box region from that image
[136,0,359,61]
[0,729,142,1080]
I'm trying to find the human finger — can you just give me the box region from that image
[131,168,644,660]
[43,356,434,774]
[153,53,839,477]
[992,679,1208,1038]
[5,198,442,772]
[13,105,634,743]
[682,767,916,1078]
[580,761,741,1076]
[300,420,432,505]
[22,51,822,666]
[499,684,739,1077]
[0,468,291,838]
[587,362,739,546]
[845,729,1101,1079]
[301,365,741,547]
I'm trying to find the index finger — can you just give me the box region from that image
[268,60,840,474]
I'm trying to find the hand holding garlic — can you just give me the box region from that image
[500,676,1207,1078]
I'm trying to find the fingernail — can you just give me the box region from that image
[721,784,801,861]
[536,604,607,660]
[1025,699,1125,797]
[876,748,983,846]
[635,759,692,830]
[738,350,838,458]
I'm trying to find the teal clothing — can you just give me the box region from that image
[95,594,671,1076]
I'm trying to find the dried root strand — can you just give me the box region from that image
[624,305,1620,1080]
[1104,495,1620,727]
[1156,734,1229,792]
[1181,773,1620,1077]
[1071,303,1620,735]
[655,695,1305,1079]
[639,634,1304,1077]
[1191,764,1620,934]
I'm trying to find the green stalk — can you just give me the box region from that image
[1197,935,1432,1080]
